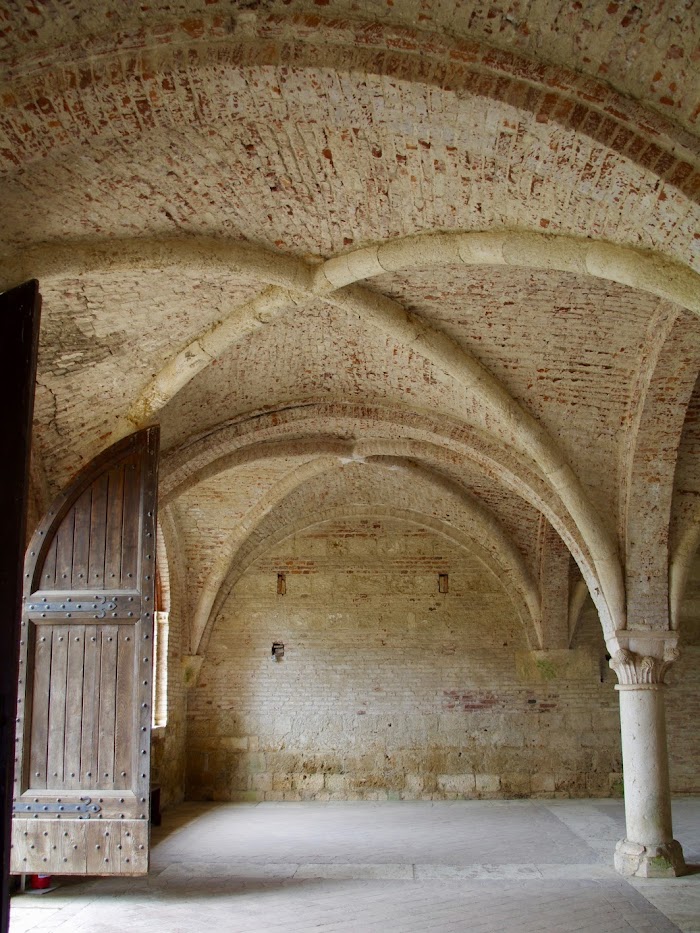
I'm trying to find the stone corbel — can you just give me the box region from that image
[608,632,680,686]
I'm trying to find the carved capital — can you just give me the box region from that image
[609,645,680,686]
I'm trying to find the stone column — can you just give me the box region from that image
[609,643,685,877]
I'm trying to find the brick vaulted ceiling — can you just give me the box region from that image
[1,1,699,653]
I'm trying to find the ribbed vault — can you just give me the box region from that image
[2,0,699,713]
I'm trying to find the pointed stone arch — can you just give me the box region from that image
[204,504,541,660]
[162,407,613,642]
[621,312,700,629]
[2,231,655,631]
[190,454,542,657]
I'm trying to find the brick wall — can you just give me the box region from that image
[185,518,626,801]
[667,549,700,793]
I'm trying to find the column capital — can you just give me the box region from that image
[609,645,680,686]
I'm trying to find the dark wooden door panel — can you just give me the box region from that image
[12,428,159,876]
[0,281,41,931]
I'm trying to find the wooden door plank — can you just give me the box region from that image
[13,819,146,875]
[86,821,111,874]
[120,823,135,872]
[79,625,100,787]
[41,536,58,591]
[11,819,51,874]
[27,625,52,790]
[63,626,85,790]
[120,457,141,588]
[15,820,151,876]
[9,819,29,874]
[51,821,87,873]
[46,628,69,787]
[123,821,148,873]
[96,626,118,788]
[114,627,134,790]
[23,822,49,873]
[104,466,124,587]
[54,509,75,591]
[119,822,148,872]
[71,488,92,590]
[88,473,109,590]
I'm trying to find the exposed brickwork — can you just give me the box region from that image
[372,265,686,530]
[573,586,700,794]
[32,271,262,491]
[201,461,544,640]
[2,2,699,818]
[667,642,700,794]
[172,455,315,623]
[623,314,700,626]
[672,375,700,550]
[187,519,624,801]
[2,61,698,271]
[537,516,570,649]
[1,5,698,161]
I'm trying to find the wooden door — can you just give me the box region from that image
[11,428,159,876]
[0,281,41,930]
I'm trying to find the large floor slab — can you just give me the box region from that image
[10,799,700,932]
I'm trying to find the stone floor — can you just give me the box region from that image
[10,798,700,932]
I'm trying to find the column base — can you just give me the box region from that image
[614,838,686,878]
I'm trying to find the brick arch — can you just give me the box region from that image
[160,404,593,560]
[670,512,700,631]
[150,230,639,634]
[3,14,697,187]
[3,233,697,433]
[135,232,699,430]
[669,374,700,630]
[159,406,612,635]
[193,460,542,658]
[189,456,337,656]
[8,91,694,277]
[16,233,700,637]
[621,311,700,631]
[159,406,552,509]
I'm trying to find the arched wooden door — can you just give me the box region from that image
[11,427,159,876]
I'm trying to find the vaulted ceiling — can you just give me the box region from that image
[2,0,699,654]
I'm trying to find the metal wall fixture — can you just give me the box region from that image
[271,642,285,662]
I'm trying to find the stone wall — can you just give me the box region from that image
[185,518,626,802]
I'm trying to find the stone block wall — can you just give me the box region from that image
[185,518,626,802]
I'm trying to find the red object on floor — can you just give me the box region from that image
[29,875,51,890]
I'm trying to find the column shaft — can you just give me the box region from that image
[617,685,672,846]
[614,681,685,877]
